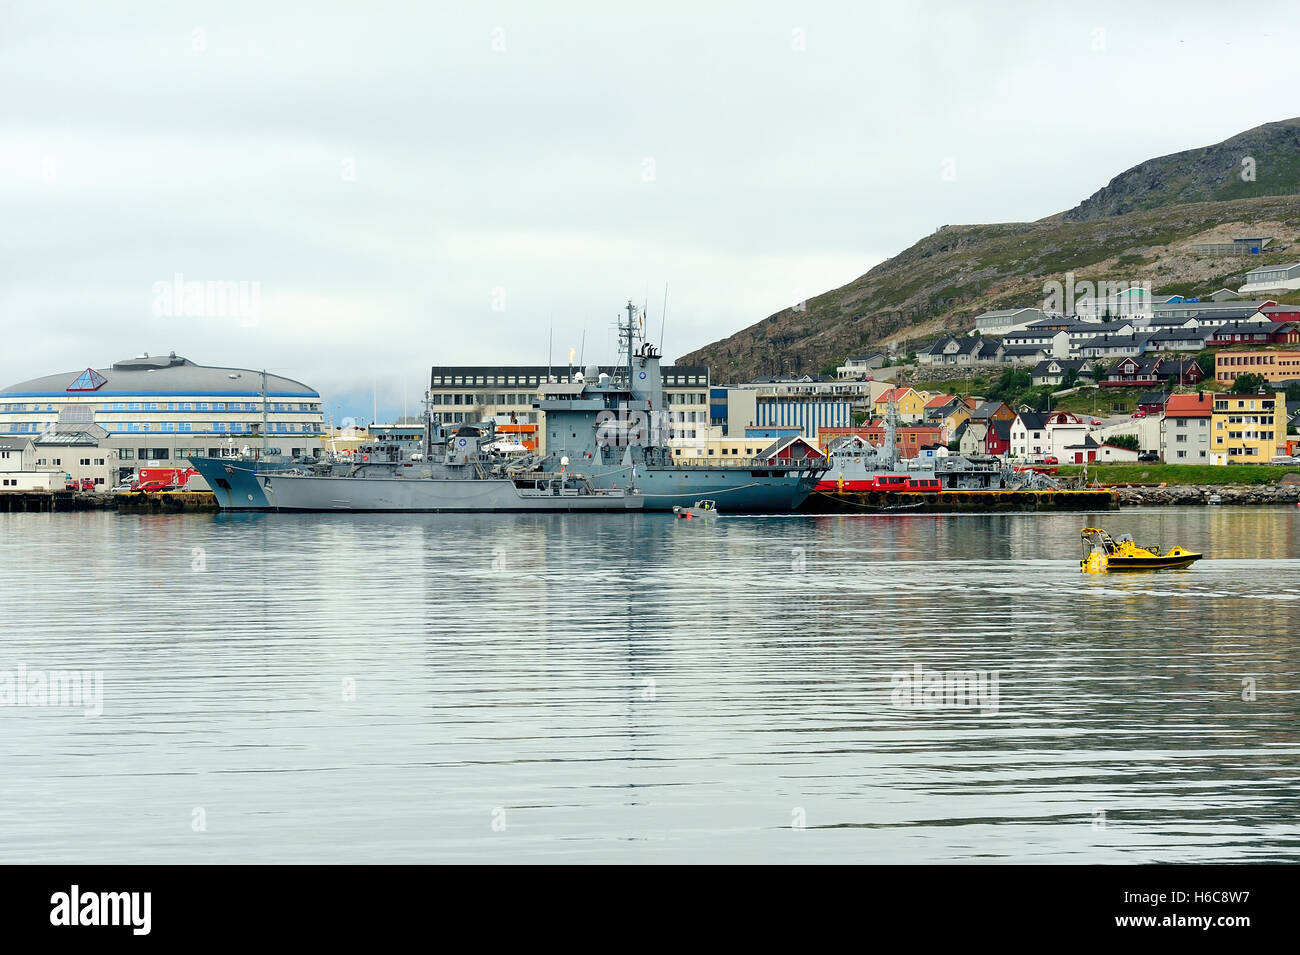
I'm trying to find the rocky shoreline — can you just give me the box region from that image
[1114,484,1300,506]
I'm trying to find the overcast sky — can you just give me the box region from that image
[3,1,1297,420]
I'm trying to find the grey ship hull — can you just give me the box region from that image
[583,464,822,512]
[189,459,642,512]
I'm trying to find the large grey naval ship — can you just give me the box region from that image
[186,302,828,512]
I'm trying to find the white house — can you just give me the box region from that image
[836,353,887,379]
[1160,393,1213,463]
[1031,359,1091,387]
[0,438,60,491]
[1095,443,1141,462]
[1002,327,1071,358]
[1009,411,1051,459]
[1042,411,1092,459]
[0,438,35,472]
[1239,261,1300,295]
[958,420,988,456]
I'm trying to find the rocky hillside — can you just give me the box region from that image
[1066,118,1300,220]
[681,119,1300,383]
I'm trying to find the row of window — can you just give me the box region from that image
[1,401,322,413]
[430,412,539,425]
[1218,354,1293,366]
[430,374,707,386]
[1214,399,1276,410]
[430,393,537,406]
[428,391,708,407]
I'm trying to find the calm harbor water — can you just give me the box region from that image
[2,507,1298,864]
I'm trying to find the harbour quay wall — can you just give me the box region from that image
[0,491,219,513]
[1114,484,1300,506]
[800,489,1118,514]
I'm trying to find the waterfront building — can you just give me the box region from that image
[0,438,60,490]
[1214,348,1300,385]
[709,377,876,438]
[429,364,708,452]
[1210,391,1287,463]
[1161,392,1213,463]
[817,424,943,459]
[669,430,784,466]
[0,353,326,484]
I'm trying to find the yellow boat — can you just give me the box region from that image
[1080,527,1202,573]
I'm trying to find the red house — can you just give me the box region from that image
[985,419,1012,456]
[1205,321,1300,346]
[1103,355,1203,388]
[756,435,824,464]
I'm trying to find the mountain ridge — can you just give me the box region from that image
[680,118,1300,382]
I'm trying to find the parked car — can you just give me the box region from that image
[1130,410,1147,418]
[1043,455,1059,465]
[136,479,173,494]
[1090,418,1102,426]
[109,481,136,493]
[1137,451,1159,463]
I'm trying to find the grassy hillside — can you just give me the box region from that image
[682,118,1300,383]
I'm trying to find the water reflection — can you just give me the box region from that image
[0,507,1297,862]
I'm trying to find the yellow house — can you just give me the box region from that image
[941,404,972,439]
[873,387,928,424]
[1210,391,1286,464]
